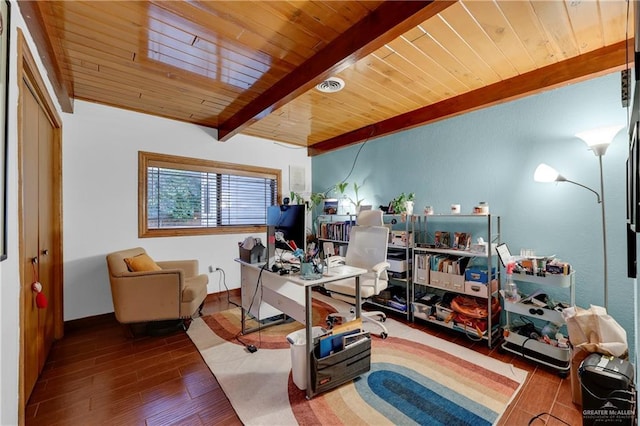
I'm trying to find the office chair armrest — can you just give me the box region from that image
[327,256,346,267]
[371,261,390,275]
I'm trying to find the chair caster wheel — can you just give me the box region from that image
[380,332,388,339]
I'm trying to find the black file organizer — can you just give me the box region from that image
[311,333,371,394]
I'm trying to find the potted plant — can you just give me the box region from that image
[404,192,415,215]
[390,192,415,215]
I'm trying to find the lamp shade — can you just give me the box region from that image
[575,125,624,156]
[534,163,563,182]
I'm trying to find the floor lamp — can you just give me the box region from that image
[533,125,623,311]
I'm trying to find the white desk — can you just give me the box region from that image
[236,259,367,399]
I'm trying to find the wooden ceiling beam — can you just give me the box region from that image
[18,1,73,113]
[217,0,456,142]
[309,39,634,156]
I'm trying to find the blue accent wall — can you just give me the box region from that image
[312,72,635,354]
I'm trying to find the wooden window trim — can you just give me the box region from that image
[138,151,282,238]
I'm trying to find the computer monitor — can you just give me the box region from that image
[266,204,306,264]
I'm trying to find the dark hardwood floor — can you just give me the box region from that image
[25,290,582,426]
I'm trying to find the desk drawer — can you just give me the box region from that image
[261,279,306,325]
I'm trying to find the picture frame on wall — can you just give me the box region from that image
[0,0,9,262]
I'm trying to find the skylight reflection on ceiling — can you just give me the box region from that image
[146,5,271,91]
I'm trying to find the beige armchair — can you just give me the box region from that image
[106,247,208,329]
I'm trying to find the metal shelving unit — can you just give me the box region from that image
[410,214,502,348]
[363,214,414,321]
[501,271,575,375]
[315,213,415,321]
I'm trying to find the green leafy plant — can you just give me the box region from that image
[309,192,326,211]
[335,182,349,195]
[390,192,415,214]
[348,182,364,208]
[289,191,306,205]
[332,181,365,209]
[290,191,327,211]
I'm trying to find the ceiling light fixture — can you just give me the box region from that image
[316,77,345,93]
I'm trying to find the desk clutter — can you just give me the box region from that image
[496,244,572,276]
[513,257,572,276]
[316,318,368,357]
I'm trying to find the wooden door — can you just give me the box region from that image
[21,82,40,398]
[21,82,55,398]
[18,29,64,414]
[37,92,55,358]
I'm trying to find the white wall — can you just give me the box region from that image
[1,3,310,419]
[1,2,64,424]
[62,101,311,321]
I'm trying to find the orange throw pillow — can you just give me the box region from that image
[124,253,162,272]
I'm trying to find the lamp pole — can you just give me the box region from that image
[597,154,608,310]
[575,125,621,311]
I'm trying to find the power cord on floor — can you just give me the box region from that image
[528,412,570,425]
[214,267,240,308]
[233,264,266,353]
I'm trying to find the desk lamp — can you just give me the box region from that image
[533,125,623,310]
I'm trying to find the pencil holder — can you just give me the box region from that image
[300,262,322,280]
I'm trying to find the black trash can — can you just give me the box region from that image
[579,353,636,425]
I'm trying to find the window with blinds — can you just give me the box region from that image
[139,151,281,237]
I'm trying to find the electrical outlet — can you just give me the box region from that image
[208,265,214,273]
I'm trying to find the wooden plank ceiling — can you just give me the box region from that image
[20,0,634,156]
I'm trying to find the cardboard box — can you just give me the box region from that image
[414,266,429,284]
[430,271,465,291]
[413,253,430,284]
[570,347,590,406]
[464,279,498,298]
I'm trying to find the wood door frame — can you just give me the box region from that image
[16,29,63,425]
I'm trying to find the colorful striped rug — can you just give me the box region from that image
[187,294,526,425]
